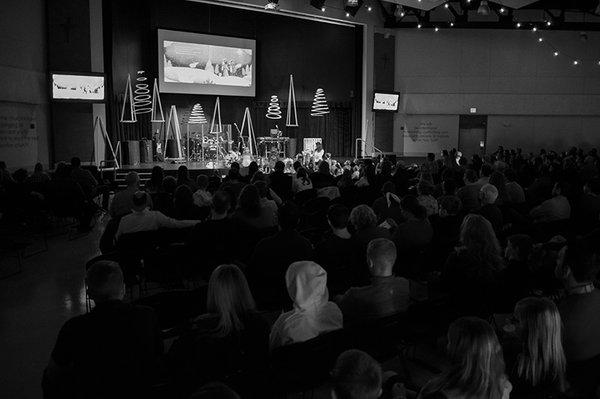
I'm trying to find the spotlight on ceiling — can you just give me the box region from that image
[310,0,326,11]
[394,5,405,18]
[344,0,364,17]
[264,1,279,10]
[477,0,490,16]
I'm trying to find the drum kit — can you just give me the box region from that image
[185,131,231,163]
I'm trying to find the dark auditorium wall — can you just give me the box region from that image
[373,32,395,153]
[105,0,363,156]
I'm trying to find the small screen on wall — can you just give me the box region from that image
[158,29,256,97]
[372,91,400,112]
[51,73,105,101]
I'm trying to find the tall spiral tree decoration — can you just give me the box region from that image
[133,70,152,115]
[188,103,208,124]
[266,95,282,120]
[311,88,330,117]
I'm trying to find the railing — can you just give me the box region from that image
[355,138,384,159]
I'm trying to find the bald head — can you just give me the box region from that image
[367,238,396,277]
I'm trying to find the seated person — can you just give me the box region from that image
[43,261,162,398]
[573,178,600,233]
[530,181,571,223]
[557,240,600,364]
[169,265,269,397]
[393,195,433,255]
[192,174,212,208]
[310,161,336,189]
[232,184,277,230]
[70,156,98,200]
[269,261,342,349]
[268,161,292,200]
[314,204,361,295]
[292,167,313,194]
[254,180,278,225]
[417,180,439,217]
[173,185,207,221]
[115,191,197,239]
[371,181,403,224]
[419,317,512,399]
[350,204,390,255]
[479,183,503,235]
[331,350,382,399]
[250,202,313,306]
[502,297,567,398]
[145,166,164,194]
[429,195,463,270]
[337,238,409,324]
[504,169,526,205]
[109,172,148,219]
[502,234,534,307]
[457,169,481,213]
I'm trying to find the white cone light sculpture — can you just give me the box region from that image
[311,88,330,116]
[266,95,282,120]
[188,103,208,124]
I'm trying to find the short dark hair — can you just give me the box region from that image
[212,190,231,214]
[331,349,382,399]
[566,239,600,283]
[86,260,123,302]
[327,204,349,229]
[465,169,478,183]
[439,195,461,216]
[507,234,533,261]
[71,157,81,168]
[278,201,299,230]
[274,161,285,172]
[132,191,147,207]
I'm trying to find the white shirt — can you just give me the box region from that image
[313,149,324,163]
[115,208,198,239]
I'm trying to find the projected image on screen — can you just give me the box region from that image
[158,30,256,97]
[373,92,400,112]
[52,74,105,101]
[164,41,252,87]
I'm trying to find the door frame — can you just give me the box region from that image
[458,115,488,156]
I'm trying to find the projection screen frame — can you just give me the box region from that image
[157,29,257,97]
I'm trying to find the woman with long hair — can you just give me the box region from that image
[205,264,261,337]
[233,184,275,230]
[505,297,567,396]
[146,166,164,193]
[170,264,269,396]
[292,167,313,194]
[442,214,505,317]
[420,317,511,399]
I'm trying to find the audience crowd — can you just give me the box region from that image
[2,146,600,399]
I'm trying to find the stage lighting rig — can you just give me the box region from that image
[345,0,364,17]
[265,1,279,10]
[310,0,326,11]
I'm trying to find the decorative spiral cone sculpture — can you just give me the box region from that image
[150,78,165,122]
[286,74,299,127]
[120,74,136,123]
[311,88,330,117]
[210,97,222,134]
[266,95,282,120]
[133,70,152,115]
[188,103,208,124]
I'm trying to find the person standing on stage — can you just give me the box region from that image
[313,142,325,164]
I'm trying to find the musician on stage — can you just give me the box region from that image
[313,141,325,163]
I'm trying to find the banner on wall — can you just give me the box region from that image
[0,103,38,169]
[400,115,459,156]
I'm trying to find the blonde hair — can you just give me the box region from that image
[459,214,503,273]
[424,317,506,399]
[514,297,567,391]
[206,264,256,337]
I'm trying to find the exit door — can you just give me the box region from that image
[458,115,487,158]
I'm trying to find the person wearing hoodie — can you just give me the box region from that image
[269,261,343,350]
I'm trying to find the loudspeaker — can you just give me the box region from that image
[122,140,140,165]
[139,140,153,163]
[165,139,178,158]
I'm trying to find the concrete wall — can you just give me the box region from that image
[391,29,600,155]
[0,0,49,169]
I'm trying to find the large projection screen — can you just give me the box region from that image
[158,29,256,97]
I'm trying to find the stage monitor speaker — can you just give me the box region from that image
[139,140,153,163]
[165,139,178,158]
[122,140,140,165]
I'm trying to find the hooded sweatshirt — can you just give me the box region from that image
[269,261,343,350]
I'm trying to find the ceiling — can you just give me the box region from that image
[377,0,600,29]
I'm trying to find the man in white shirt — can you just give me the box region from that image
[115,191,197,239]
[313,142,324,163]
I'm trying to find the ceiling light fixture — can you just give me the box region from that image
[516,22,521,28]
[344,0,363,16]
[477,0,491,16]
[310,0,326,11]
[554,51,559,56]
[264,0,279,10]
